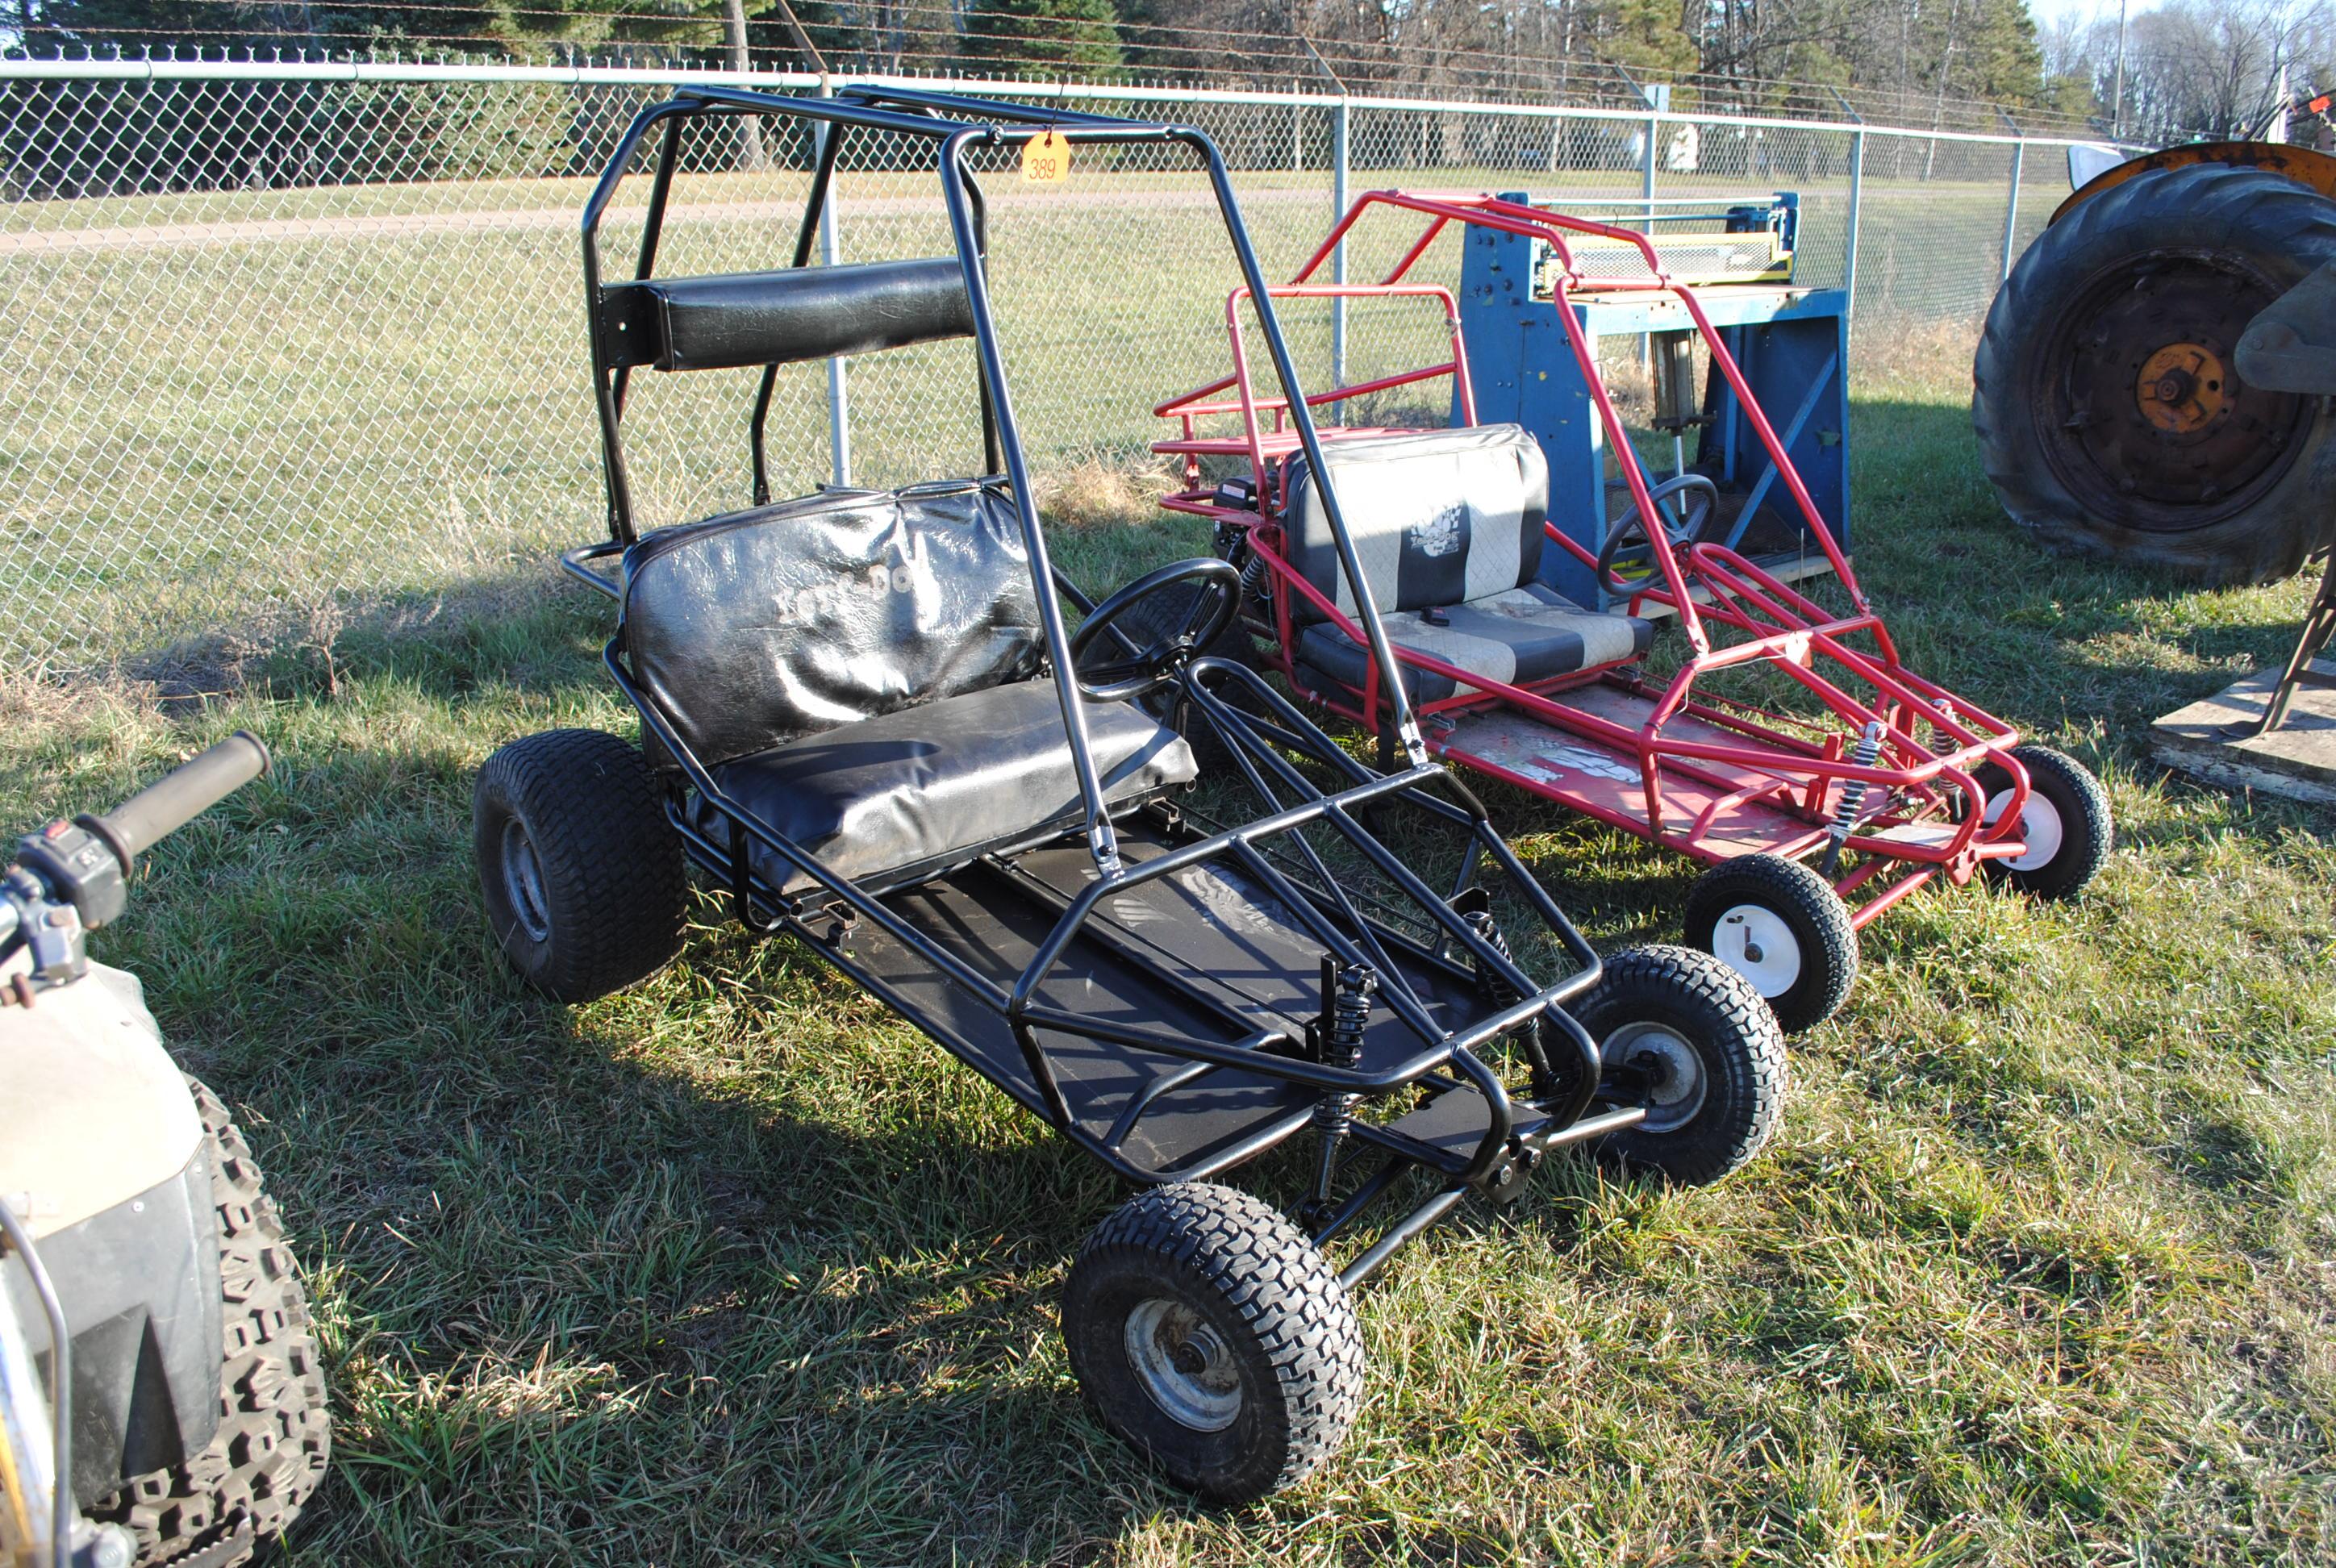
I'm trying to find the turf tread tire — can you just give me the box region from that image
[1574,945,1787,1186]
[90,1078,330,1568]
[1682,853,1858,1034]
[1975,744,2114,902]
[1974,164,2336,585]
[1062,1182,1363,1503]
[473,728,687,1003]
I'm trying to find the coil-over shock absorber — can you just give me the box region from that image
[1303,956,1375,1222]
[1819,719,1888,877]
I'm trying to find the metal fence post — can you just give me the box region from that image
[1998,136,2025,286]
[816,78,851,486]
[1843,124,1865,327]
[1332,96,1349,389]
[1825,90,1867,329]
[1640,85,1662,366]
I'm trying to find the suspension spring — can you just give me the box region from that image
[1312,961,1375,1141]
[1820,719,1888,876]
[1466,908,1519,1006]
[1929,698,1958,755]
[1301,961,1378,1226]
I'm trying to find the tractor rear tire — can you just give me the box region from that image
[1974,163,2336,585]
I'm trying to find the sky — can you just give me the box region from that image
[2025,0,2155,27]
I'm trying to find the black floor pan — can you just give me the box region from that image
[796,824,1499,1181]
[806,865,1308,1179]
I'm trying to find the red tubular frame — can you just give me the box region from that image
[1152,190,2043,909]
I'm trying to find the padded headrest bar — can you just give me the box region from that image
[599,257,975,373]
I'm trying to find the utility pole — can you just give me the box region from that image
[2110,0,2129,136]
[724,0,769,169]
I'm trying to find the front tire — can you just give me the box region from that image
[90,1079,330,1568]
[1683,853,1858,1033]
[1062,1183,1364,1502]
[473,728,688,1003]
[1974,744,2113,901]
[1575,945,1787,1186]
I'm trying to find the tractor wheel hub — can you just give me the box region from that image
[2136,341,2228,435]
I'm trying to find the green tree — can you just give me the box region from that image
[958,0,1122,76]
[1597,0,1700,78]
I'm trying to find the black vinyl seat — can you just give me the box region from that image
[621,477,1195,900]
[690,681,1195,897]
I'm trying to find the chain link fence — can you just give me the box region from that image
[0,59,2121,671]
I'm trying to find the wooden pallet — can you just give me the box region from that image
[2150,659,2336,808]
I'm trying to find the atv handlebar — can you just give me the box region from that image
[81,732,271,867]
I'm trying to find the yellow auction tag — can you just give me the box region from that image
[1020,128,1070,185]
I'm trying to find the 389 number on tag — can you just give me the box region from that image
[1020,131,1070,185]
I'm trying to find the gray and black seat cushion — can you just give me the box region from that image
[1279,424,1651,701]
[689,680,1195,898]
[624,477,1195,897]
[1294,583,1654,704]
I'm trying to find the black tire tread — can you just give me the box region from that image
[1682,852,1858,1034]
[1066,1182,1363,1501]
[1575,945,1787,1186]
[473,728,687,1003]
[1974,164,2336,585]
[1979,744,2114,902]
[90,1078,330,1568]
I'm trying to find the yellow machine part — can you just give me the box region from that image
[2052,140,2336,226]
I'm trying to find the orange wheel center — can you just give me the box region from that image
[2135,341,2230,435]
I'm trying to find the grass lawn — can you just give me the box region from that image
[3,340,2333,1566]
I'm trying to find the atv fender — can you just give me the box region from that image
[1,958,223,1501]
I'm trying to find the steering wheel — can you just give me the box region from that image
[1596,473,1721,597]
[1070,557,1242,702]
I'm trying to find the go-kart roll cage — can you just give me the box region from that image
[1159,190,2043,917]
[564,87,1638,1280]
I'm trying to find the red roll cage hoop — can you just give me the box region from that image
[1154,190,2040,918]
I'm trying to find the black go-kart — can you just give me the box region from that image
[473,84,1787,1502]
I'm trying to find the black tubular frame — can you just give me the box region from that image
[576,85,1636,1282]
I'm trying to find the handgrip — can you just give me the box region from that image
[84,732,272,866]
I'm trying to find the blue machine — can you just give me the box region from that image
[1456,192,1851,610]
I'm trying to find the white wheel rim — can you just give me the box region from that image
[1984,788,2063,873]
[1124,1297,1242,1432]
[1712,903,1803,998]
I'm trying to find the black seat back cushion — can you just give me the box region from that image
[623,479,1043,769]
[1280,424,1549,625]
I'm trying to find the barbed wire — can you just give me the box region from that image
[0,21,2113,138]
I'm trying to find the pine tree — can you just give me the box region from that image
[958,0,1123,77]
